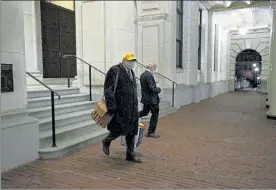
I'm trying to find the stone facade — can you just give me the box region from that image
[1,1,39,172]
[1,0,275,172]
[228,28,271,92]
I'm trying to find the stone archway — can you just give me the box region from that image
[228,29,270,92]
[235,49,262,90]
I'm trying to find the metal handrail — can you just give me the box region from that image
[26,71,61,98]
[135,61,177,107]
[63,54,139,101]
[136,61,177,84]
[63,54,176,107]
[26,71,60,147]
[63,55,140,81]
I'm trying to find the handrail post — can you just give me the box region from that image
[51,91,57,147]
[172,82,175,107]
[89,66,92,101]
[66,58,70,88]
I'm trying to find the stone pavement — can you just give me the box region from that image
[2,91,276,189]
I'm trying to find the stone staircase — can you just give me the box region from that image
[27,86,178,159]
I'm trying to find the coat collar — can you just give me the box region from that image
[118,63,135,83]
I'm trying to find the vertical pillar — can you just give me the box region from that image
[207,11,213,84]
[267,3,276,119]
[207,11,216,97]
[23,1,43,86]
[1,1,39,172]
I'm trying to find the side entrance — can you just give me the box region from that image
[40,0,77,78]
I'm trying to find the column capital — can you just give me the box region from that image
[208,11,213,18]
[271,1,276,10]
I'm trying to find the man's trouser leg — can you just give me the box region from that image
[148,104,159,134]
[139,104,150,118]
[125,134,142,163]
[102,132,120,155]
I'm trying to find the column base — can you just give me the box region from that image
[26,71,43,86]
[1,108,39,172]
[267,112,276,120]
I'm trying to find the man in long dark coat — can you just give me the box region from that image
[139,62,161,138]
[102,52,141,163]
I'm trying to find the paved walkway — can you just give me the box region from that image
[2,91,276,189]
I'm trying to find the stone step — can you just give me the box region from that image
[39,119,98,148]
[27,87,80,99]
[27,93,90,109]
[39,109,92,132]
[28,101,97,119]
[39,128,108,159]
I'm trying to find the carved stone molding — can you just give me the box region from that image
[135,13,168,23]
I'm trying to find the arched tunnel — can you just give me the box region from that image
[235,49,262,90]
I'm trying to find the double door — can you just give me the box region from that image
[41,0,76,78]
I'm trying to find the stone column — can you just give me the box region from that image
[267,13,274,108]
[23,1,43,86]
[1,1,39,172]
[267,3,276,119]
[207,11,215,97]
[267,63,272,108]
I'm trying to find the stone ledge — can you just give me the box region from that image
[135,13,168,23]
[1,109,39,172]
[1,108,38,129]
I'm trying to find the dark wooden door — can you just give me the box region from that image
[40,1,76,78]
[59,8,76,78]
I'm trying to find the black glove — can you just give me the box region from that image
[157,87,161,93]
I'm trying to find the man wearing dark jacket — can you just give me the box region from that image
[102,52,141,163]
[139,63,161,138]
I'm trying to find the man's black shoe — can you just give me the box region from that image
[126,155,142,163]
[102,140,110,155]
[146,133,160,138]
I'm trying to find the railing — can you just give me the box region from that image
[63,55,140,102]
[63,55,106,101]
[136,61,177,107]
[26,71,61,147]
[63,55,176,107]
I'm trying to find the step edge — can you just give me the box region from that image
[39,119,96,139]
[28,101,96,113]
[39,129,108,153]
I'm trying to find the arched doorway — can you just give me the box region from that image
[235,49,262,91]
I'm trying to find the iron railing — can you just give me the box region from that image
[26,71,61,147]
[63,55,176,107]
[135,61,177,107]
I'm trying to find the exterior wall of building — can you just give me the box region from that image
[137,1,229,107]
[75,1,137,95]
[228,28,270,92]
[23,1,43,85]
[1,1,39,172]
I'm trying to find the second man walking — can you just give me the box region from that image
[139,63,161,138]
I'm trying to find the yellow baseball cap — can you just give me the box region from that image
[123,52,137,61]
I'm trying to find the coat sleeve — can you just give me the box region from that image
[147,74,161,93]
[104,66,117,114]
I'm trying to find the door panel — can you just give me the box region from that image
[59,8,77,78]
[40,0,76,78]
[41,1,60,78]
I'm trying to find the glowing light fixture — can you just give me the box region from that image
[239,27,248,35]
[252,63,257,67]
[257,76,260,80]
[245,1,251,5]
[225,1,232,7]
[254,67,259,72]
